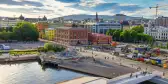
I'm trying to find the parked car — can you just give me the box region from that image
[0,44,10,50]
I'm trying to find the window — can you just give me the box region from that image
[100,29,103,34]
[93,29,96,33]
[0,45,3,49]
[104,29,108,34]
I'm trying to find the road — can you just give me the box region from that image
[1,42,44,49]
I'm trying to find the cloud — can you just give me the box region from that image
[70,2,142,13]
[0,0,167,19]
[55,0,80,3]
[0,0,44,7]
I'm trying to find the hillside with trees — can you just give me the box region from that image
[106,25,154,45]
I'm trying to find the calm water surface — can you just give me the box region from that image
[0,62,87,84]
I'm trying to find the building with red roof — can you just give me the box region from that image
[88,33,112,45]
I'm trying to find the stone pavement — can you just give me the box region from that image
[79,50,168,78]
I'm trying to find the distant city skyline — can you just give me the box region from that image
[0,0,168,19]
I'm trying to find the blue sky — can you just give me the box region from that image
[0,0,168,18]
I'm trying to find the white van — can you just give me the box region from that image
[0,44,10,50]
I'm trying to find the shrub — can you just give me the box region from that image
[0,50,2,56]
[43,43,65,52]
[9,49,39,56]
[37,47,46,52]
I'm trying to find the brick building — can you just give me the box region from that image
[55,27,88,46]
[36,21,48,31]
[35,21,49,38]
[88,33,112,45]
[155,16,168,27]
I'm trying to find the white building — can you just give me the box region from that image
[84,22,122,34]
[0,18,21,28]
[144,26,168,41]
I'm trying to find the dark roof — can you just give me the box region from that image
[121,21,129,25]
[115,14,126,16]
[57,27,86,30]
[19,14,24,20]
[43,15,47,21]
[24,18,39,21]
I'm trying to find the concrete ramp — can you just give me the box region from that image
[108,72,157,84]
[57,77,107,84]
[150,76,168,84]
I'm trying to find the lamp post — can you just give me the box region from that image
[92,44,93,58]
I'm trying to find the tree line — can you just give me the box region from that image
[0,21,39,41]
[106,25,154,45]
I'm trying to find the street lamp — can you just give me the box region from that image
[92,44,93,58]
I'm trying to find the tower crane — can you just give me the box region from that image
[149,4,168,18]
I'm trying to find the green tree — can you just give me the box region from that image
[137,33,144,42]
[0,50,2,56]
[147,36,154,47]
[44,43,53,51]
[13,21,39,41]
[0,31,11,41]
[130,30,137,43]
[44,43,65,52]
[106,29,115,36]
[113,30,122,41]
[6,26,13,32]
[160,43,163,48]
[122,30,131,42]
[166,42,168,49]
[131,25,144,33]
[0,27,6,32]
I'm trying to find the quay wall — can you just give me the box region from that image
[0,55,38,63]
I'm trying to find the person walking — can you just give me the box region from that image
[163,72,165,76]
[130,73,133,78]
[136,74,138,78]
[112,57,114,60]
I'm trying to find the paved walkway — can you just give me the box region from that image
[41,54,136,78]
[79,50,168,78]
[57,77,107,84]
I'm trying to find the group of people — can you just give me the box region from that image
[130,71,148,78]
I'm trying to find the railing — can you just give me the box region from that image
[108,71,157,84]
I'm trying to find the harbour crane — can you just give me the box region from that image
[149,4,168,18]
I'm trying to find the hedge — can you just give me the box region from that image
[9,49,39,56]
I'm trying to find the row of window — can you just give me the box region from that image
[93,24,121,26]
[150,33,168,40]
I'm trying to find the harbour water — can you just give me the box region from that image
[0,62,87,84]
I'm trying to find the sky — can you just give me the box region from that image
[0,0,168,19]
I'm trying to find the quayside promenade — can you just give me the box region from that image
[39,54,136,79]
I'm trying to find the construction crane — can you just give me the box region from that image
[149,4,168,18]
